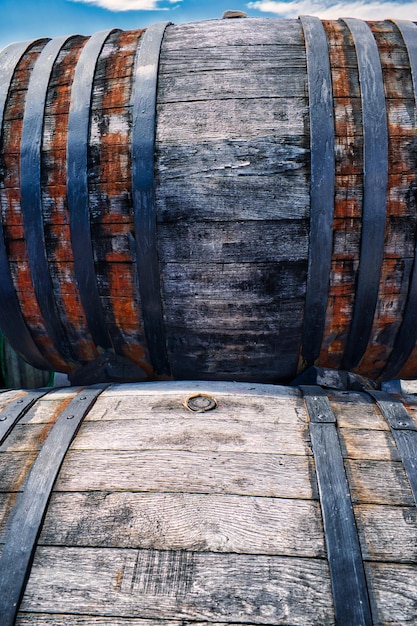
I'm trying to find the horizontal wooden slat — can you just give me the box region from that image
[339,428,400,461]
[20,547,334,624]
[365,562,417,625]
[70,418,310,455]
[85,389,307,424]
[37,492,325,557]
[55,450,317,499]
[345,459,415,506]
[356,504,417,563]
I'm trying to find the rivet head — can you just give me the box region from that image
[66,414,75,420]
[186,395,217,413]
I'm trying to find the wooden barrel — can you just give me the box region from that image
[1,380,417,624]
[1,17,417,383]
[0,334,54,389]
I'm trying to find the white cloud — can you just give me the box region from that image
[69,0,181,11]
[247,0,417,19]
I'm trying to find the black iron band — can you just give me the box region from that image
[0,389,49,446]
[131,22,171,376]
[0,385,105,625]
[382,20,417,380]
[0,41,52,370]
[300,385,372,626]
[368,390,417,505]
[67,30,115,352]
[21,35,78,364]
[299,16,335,366]
[340,18,388,370]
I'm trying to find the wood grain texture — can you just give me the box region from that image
[55,449,317,499]
[38,492,325,557]
[20,547,334,625]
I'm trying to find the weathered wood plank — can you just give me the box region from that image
[339,428,400,461]
[85,389,307,424]
[20,547,334,624]
[71,418,310,455]
[0,452,37,492]
[365,562,417,625]
[55,450,317,499]
[345,459,415,506]
[356,504,417,563]
[327,391,390,430]
[16,618,287,626]
[36,492,325,557]
[161,19,304,50]
[158,220,308,264]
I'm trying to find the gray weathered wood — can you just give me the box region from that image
[20,547,334,625]
[55,450,317,499]
[356,504,417,562]
[345,459,415,506]
[37,492,325,557]
[71,418,310,455]
[0,387,105,626]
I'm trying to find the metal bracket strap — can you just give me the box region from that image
[131,22,171,377]
[0,385,106,625]
[340,18,388,370]
[367,390,417,505]
[300,385,372,626]
[0,389,50,446]
[21,35,79,364]
[299,16,335,366]
[67,30,116,352]
[0,41,52,371]
[382,20,417,379]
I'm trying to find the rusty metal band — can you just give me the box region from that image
[300,385,372,626]
[67,30,115,351]
[368,390,417,505]
[21,35,78,364]
[340,19,388,370]
[131,22,171,376]
[299,16,335,366]
[0,389,50,447]
[382,20,417,380]
[0,41,52,370]
[0,385,106,625]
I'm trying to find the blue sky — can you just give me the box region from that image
[0,0,416,50]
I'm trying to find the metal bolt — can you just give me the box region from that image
[66,414,75,420]
[186,395,217,413]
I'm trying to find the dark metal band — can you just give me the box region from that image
[368,390,417,505]
[0,385,105,625]
[382,20,417,380]
[299,16,335,366]
[0,389,49,446]
[0,41,52,370]
[21,36,78,363]
[131,22,171,376]
[340,18,388,370]
[67,30,115,351]
[300,385,372,626]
